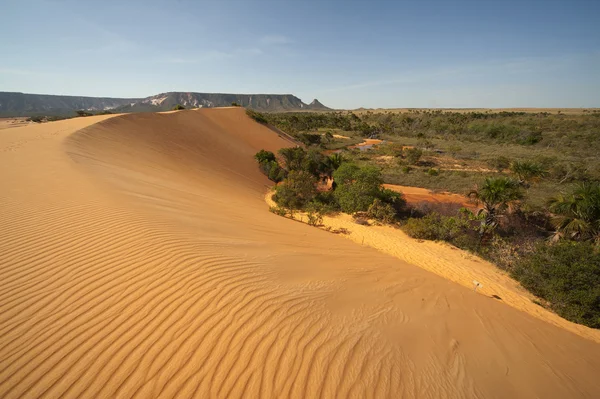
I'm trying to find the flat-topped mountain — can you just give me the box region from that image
[0,91,330,117]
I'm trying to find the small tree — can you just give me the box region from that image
[173,104,186,110]
[321,153,344,179]
[333,164,383,213]
[254,149,276,164]
[274,170,318,209]
[278,147,307,171]
[231,101,241,107]
[468,177,524,241]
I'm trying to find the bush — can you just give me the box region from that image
[246,109,268,124]
[402,212,470,241]
[269,206,288,217]
[367,199,397,223]
[426,168,440,176]
[28,116,43,123]
[512,242,600,328]
[254,149,276,164]
[306,202,325,226]
[333,164,383,213]
[404,147,423,165]
[298,133,322,146]
[255,150,287,182]
[274,170,318,209]
[173,104,185,110]
[231,102,241,107]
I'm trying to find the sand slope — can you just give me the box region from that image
[1,108,600,398]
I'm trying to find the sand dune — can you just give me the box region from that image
[1,108,600,398]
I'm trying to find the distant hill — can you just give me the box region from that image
[0,91,330,117]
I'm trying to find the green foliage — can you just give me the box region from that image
[274,170,318,209]
[510,160,548,185]
[305,202,325,226]
[246,109,268,124]
[172,104,185,110]
[404,147,423,165]
[231,101,241,107]
[254,150,276,164]
[333,163,383,213]
[367,199,397,223]
[548,182,600,243]
[278,147,307,171]
[254,150,286,182]
[301,148,325,176]
[426,168,440,176]
[298,133,322,146]
[400,165,412,174]
[269,206,288,217]
[76,110,93,117]
[321,153,344,178]
[469,177,524,236]
[512,242,600,328]
[402,212,472,242]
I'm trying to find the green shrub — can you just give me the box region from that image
[231,101,241,106]
[173,104,185,110]
[298,133,322,146]
[246,109,268,124]
[333,163,383,213]
[426,168,440,176]
[401,165,412,174]
[512,242,600,328]
[269,206,288,216]
[306,202,325,226]
[402,212,470,241]
[274,170,317,209]
[254,149,276,164]
[367,199,397,223]
[404,147,423,165]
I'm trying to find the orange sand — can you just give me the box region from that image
[384,184,475,208]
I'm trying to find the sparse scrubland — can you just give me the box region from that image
[254,109,600,329]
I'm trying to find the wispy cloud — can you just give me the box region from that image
[260,35,292,45]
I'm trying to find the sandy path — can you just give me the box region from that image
[1,108,600,398]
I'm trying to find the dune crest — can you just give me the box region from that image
[1,108,600,398]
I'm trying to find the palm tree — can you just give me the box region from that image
[510,160,548,187]
[468,177,524,240]
[547,182,600,244]
[321,153,344,179]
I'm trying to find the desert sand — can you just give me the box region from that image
[1,108,600,398]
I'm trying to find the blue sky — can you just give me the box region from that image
[1,0,599,108]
